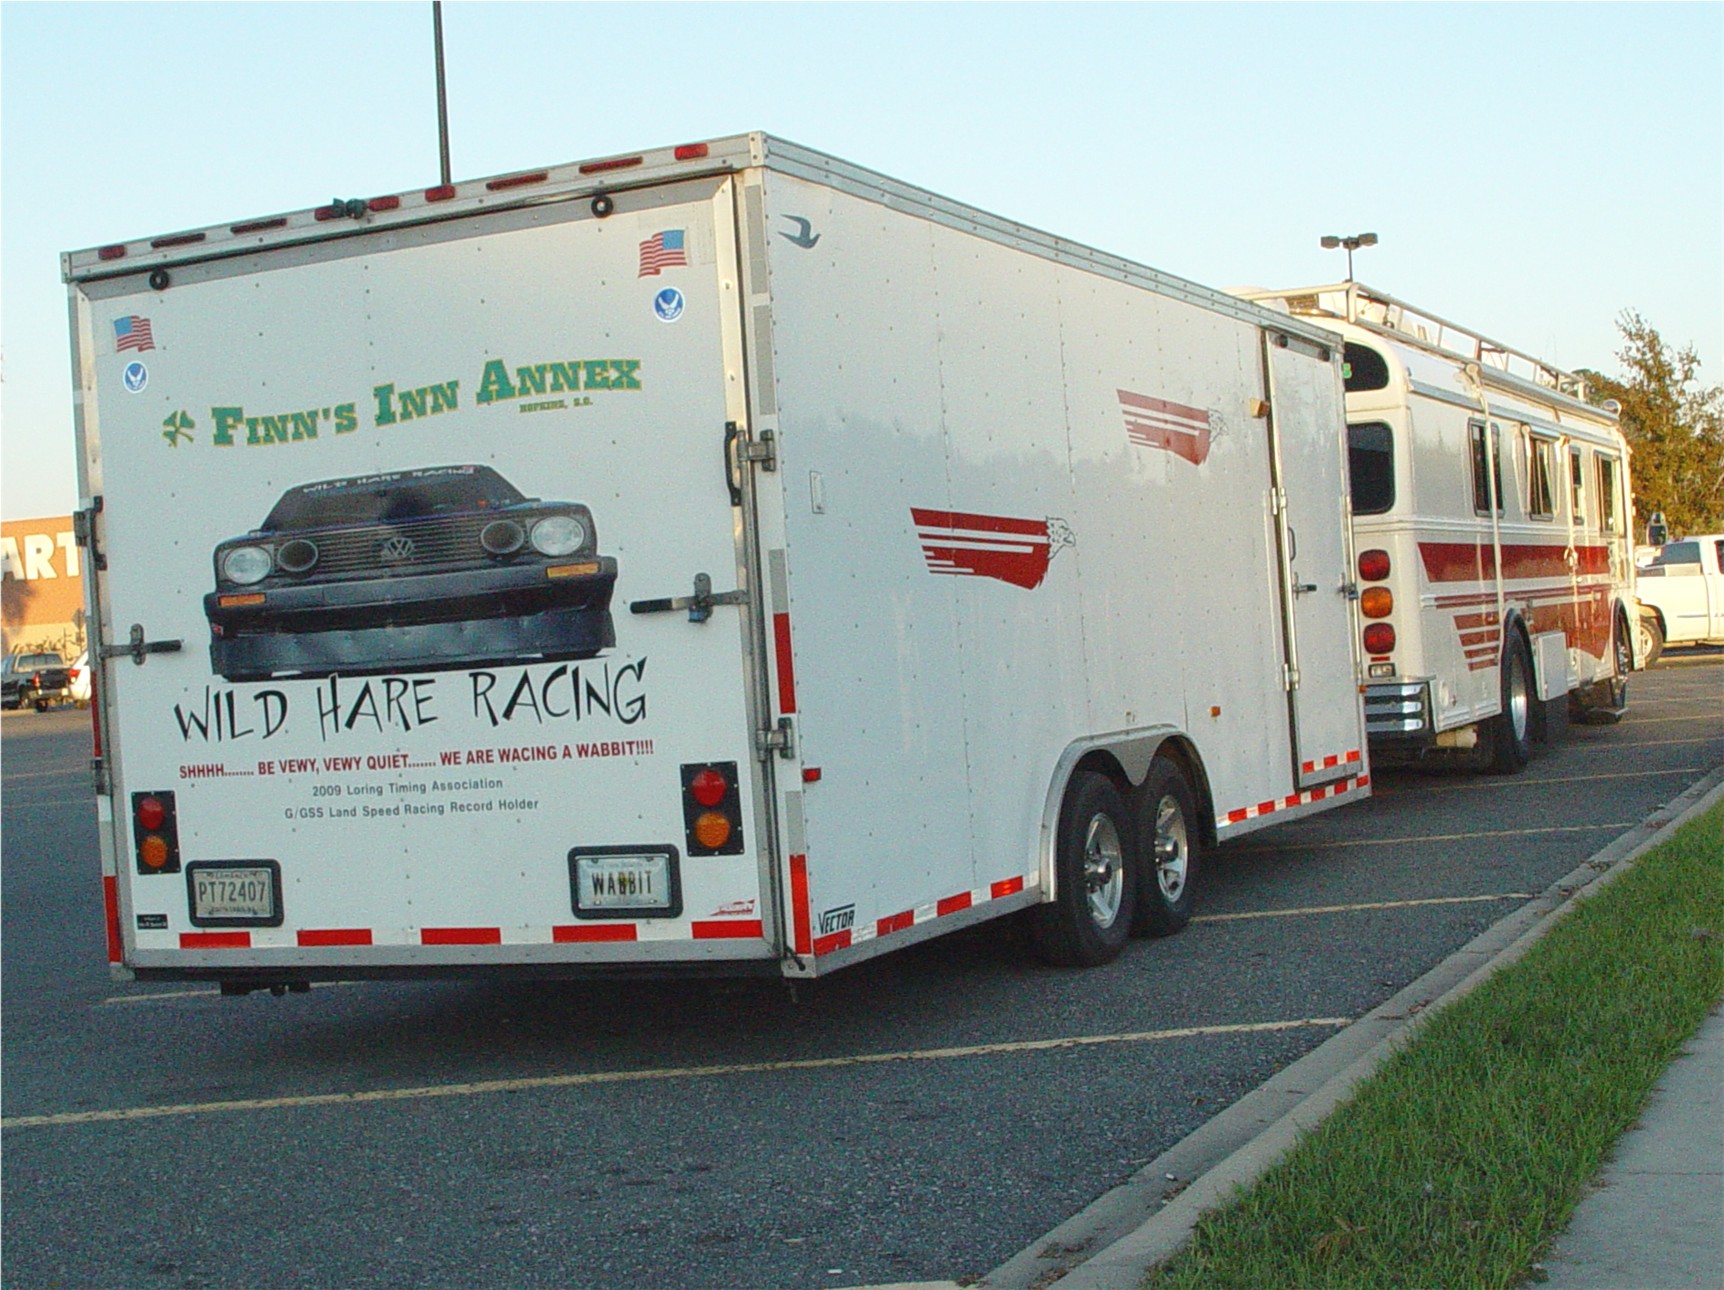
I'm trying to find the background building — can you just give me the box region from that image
[2,515,85,658]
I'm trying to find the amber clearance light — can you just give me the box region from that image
[546,562,601,580]
[1360,587,1394,619]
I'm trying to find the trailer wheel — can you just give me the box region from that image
[1031,770,1136,967]
[1486,632,1534,773]
[1131,757,1200,938]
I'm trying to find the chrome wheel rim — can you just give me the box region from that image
[1508,652,1530,742]
[1153,795,1189,902]
[1082,814,1126,929]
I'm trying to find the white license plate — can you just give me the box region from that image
[191,866,276,920]
[576,852,672,911]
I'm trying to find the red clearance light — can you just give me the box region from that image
[674,143,710,161]
[486,171,549,191]
[151,232,207,249]
[1358,549,1391,581]
[98,245,128,261]
[367,195,402,212]
[231,217,288,235]
[1362,623,1397,655]
[578,155,643,175]
[424,184,457,202]
[314,205,343,222]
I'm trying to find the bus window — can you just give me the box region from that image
[1598,455,1622,533]
[1343,343,1390,393]
[1347,422,1395,514]
[1528,435,1557,520]
[1471,422,1503,515]
[1570,447,1587,523]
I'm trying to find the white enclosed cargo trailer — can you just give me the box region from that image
[66,134,1369,988]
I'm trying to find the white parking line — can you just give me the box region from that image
[1408,768,1700,794]
[101,982,357,1006]
[1195,893,1534,923]
[0,1016,1352,1130]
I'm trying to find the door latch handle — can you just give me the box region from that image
[629,572,749,624]
[98,623,184,665]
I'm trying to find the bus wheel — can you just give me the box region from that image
[1031,770,1136,967]
[1131,757,1200,938]
[1487,633,1534,773]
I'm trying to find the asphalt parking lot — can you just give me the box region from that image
[3,650,1720,1290]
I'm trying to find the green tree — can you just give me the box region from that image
[1581,313,1724,538]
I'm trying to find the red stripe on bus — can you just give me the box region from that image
[421,927,502,945]
[692,920,764,939]
[1419,541,1610,583]
[554,924,638,943]
[773,612,797,714]
[790,854,812,956]
[180,932,251,949]
[298,928,373,947]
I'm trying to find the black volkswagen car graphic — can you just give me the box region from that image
[204,465,618,680]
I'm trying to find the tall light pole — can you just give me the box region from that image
[1320,231,1377,282]
[433,2,452,188]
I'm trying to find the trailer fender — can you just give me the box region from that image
[1036,728,1213,903]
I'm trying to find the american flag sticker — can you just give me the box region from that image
[911,509,1074,590]
[114,316,156,353]
[638,229,688,277]
[1118,389,1212,465]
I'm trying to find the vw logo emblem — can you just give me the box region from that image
[380,535,416,563]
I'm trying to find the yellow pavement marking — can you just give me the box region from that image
[1195,893,1534,923]
[1,1016,1352,1130]
[1575,736,1720,749]
[0,766,86,782]
[1407,768,1700,794]
[101,982,357,1006]
[1624,713,1724,724]
[1230,823,1637,854]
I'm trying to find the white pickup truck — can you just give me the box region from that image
[1636,535,1724,662]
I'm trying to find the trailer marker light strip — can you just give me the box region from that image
[231,218,288,235]
[554,924,637,943]
[424,185,457,203]
[3,1017,1354,1129]
[773,612,798,713]
[298,929,373,947]
[487,171,551,191]
[1300,749,1362,776]
[815,874,1034,956]
[577,156,642,175]
[150,232,207,249]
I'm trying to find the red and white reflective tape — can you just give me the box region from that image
[1220,772,1371,828]
[170,920,768,951]
[1298,749,1362,776]
[810,875,1029,958]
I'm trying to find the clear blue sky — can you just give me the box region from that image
[4,1,1720,520]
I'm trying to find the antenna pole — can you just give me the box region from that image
[433,2,452,187]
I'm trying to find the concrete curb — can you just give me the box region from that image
[981,766,1724,1290]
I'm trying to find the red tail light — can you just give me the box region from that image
[1362,623,1397,655]
[681,762,744,856]
[132,791,181,874]
[1358,549,1391,581]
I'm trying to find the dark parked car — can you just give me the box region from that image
[204,464,618,681]
[2,651,72,710]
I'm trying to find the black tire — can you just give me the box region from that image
[1131,756,1201,938]
[1030,770,1137,967]
[1639,613,1665,668]
[32,697,48,713]
[1486,632,1534,773]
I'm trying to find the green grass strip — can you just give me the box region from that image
[1148,799,1724,1290]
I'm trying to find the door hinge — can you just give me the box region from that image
[737,427,777,471]
[756,717,795,760]
[72,497,107,571]
[1284,664,1300,691]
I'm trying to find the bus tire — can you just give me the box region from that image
[1031,770,1136,967]
[1131,756,1200,938]
[1487,632,1534,773]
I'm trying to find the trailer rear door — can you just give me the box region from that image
[72,175,779,973]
